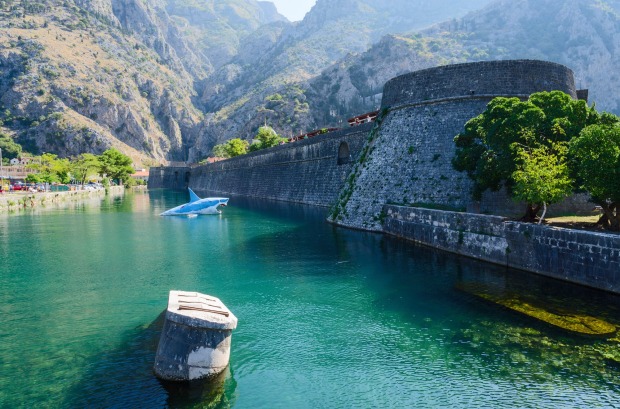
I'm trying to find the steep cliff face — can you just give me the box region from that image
[73,0,119,23]
[0,0,204,164]
[165,0,287,69]
[111,0,211,80]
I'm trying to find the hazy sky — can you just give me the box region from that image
[270,0,317,21]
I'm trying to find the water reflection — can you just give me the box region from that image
[66,310,237,408]
[162,367,237,409]
[454,258,620,333]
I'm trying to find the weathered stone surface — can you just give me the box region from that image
[149,123,371,207]
[332,60,578,231]
[148,166,191,190]
[382,60,577,108]
[384,205,620,294]
[154,291,238,382]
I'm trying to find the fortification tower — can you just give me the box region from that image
[330,60,578,231]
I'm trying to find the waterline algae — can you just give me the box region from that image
[458,283,617,336]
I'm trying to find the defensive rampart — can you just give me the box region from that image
[330,60,578,231]
[151,123,372,207]
[148,166,191,190]
[383,205,620,293]
[147,60,618,293]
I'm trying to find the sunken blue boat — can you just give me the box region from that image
[160,188,229,216]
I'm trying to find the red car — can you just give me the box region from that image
[12,183,23,191]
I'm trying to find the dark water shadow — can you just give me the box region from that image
[161,367,236,409]
[220,199,620,388]
[148,189,190,215]
[64,311,237,409]
[207,192,330,221]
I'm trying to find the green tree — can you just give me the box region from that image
[25,173,42,184]
[249,126,286,151]
[0,132,22,160]
[453,91,600,220]
[212,143,229,158]
[512,141,573,224]
[71,153,99,186]
[569,124,620,231]
[225,138,249,157]
[212,138,249,158]
[98,148,134,184]
[53,157,71,184]
[27,153,61,187]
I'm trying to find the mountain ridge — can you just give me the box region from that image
[0,0,618,165]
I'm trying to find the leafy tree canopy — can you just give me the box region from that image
[98,148,134,184]
[71,153,99,186]
[25,173,42,183]
[250,126,286,152]
[212,138,249,158]
[569,124,620,230]
[0,132,22,160]
[26,153,61,185]
[453,91,600,201]
[512,140,573,224]
[53,157,71,184]
[452,91,614,221]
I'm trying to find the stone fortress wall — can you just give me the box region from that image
[150,61,578,218]
[149,123,373,207]
[330,60,579,231]
[148,166,192,191]
[383,205,620,293]
[149,60,620,294]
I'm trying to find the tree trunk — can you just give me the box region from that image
[521,203,541,223]
[538,202,547,225]
[599,202,619,231]
[609,202,619,232]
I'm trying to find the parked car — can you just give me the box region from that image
[12,183,23,191]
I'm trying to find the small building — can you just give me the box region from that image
[130,169,149,183]
[19,156,36,165]
[9,158,19,166]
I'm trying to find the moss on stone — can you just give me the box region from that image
[472,290,617,336]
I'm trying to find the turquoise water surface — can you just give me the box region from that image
[1,190,620,408]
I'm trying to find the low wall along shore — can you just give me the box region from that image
[0,186,124,213]
[383,205,620,293]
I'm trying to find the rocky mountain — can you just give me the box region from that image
[0,0,288,164]
[193,0,496,158]
[1,0,619,165]
[0,0,206,164]
[296,0,620,134]
[193,0,620,160]
[165,0,287,69]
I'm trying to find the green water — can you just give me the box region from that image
[1,190,620,408]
